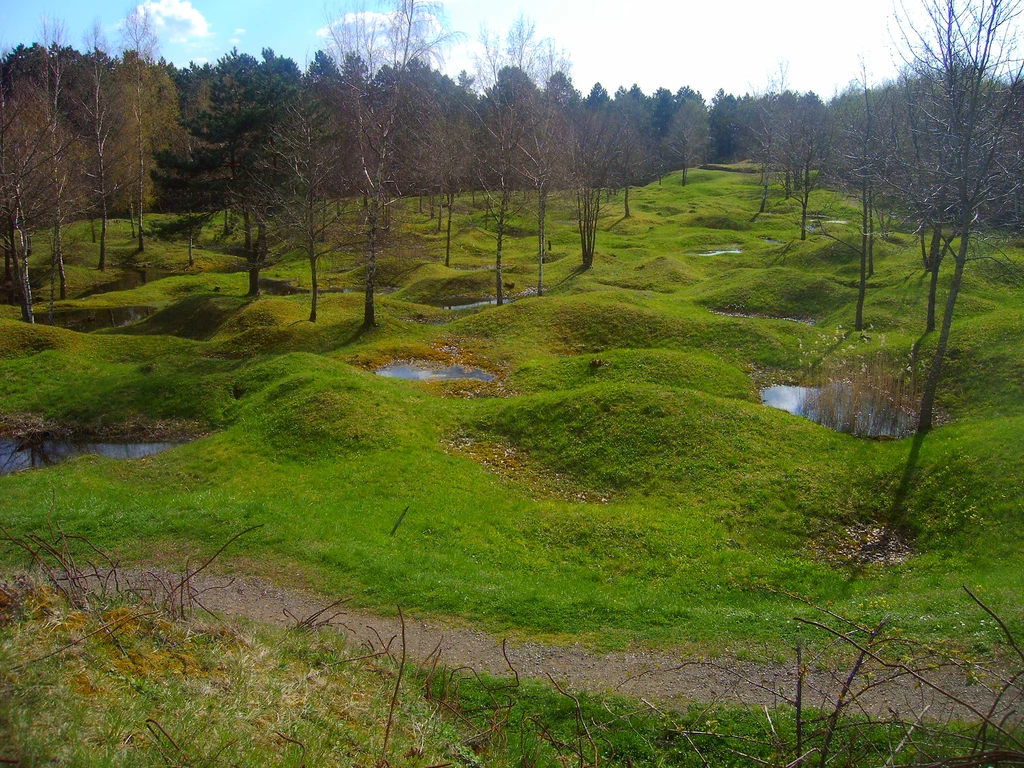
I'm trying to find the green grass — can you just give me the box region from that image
[2,170,1023,656]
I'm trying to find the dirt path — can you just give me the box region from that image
[157,571,1003,722]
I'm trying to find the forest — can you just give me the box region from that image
[2,0,1024,766]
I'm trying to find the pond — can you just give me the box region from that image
[376,362,496,382]
[0,440,183,476]
[80,267,173,298]
[761,383,916,438]
[699,249,743,256]
[37,305,158,332]
[259,278,309,295]
[433,297,499,310]
[762,385,814,416]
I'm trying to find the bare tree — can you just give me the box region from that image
[266,87,349,322]
[325,0,455,329]
[666,89,708,187]
[81,23,125,272]
[893,0,1024,432]
[0,52,53,322]
[40,22,78,307]
[570,92,615,270]
[120,6,158,253]
[779,91,831,240]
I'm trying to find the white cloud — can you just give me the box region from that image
[138,0,211,44]
[234,28,246,35]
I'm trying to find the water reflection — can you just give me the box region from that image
[376,362,496,381]
[0,440,182,476]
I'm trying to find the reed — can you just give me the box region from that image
[803,355,919,438]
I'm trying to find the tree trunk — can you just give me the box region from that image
[309,238,318,323]
[16,229,33,323]
[495,187,508,306]
[436,192,443,233]
[98,200,108,271]
[129,202,136,239]
[247,266,260,297]
[5,217,14,282]
[867,188,875,277]
[537,186,547,297]
[137,114,145,253]
[855,178,868,331]
[444,191,454,268]
[55,221,66,300]
[243,208,252,252]
[925,227,943,334]
[918,238,968,433]
[363,195,379,330]
[624,185,631,218]
[799,165,810,241]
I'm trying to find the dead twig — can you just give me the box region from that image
[274,730,307,768]
[378,605,407,768]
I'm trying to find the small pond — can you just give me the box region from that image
[376,362,496,382]
[433,297,500,310]
[259,278,309,295]
[0,440,182,476]
[80,267,173,298]
[38,305,158,332]
[699,249,743,256]
[761,383,916,438]
[762,385,813,415]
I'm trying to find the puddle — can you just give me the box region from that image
[259,278,309,296]
[764,237,785,245]
[376,362,496,382]
[0,439,183,476]
[762,385,813,415]
[710,309,815,325]
[761,383,915,438]
[38,305,158,332]
[80,267,173,297]
[698,249,743,256]
[434,297,500,310]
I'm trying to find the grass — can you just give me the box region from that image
[1,169,1022,659]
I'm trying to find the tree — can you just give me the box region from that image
[708,89,740,162]
[265,80,348,322]
[325,0,454,329]
[570,92,615,269]
[81,25,126,271]
[524,68,572,296]
[830,67,886,331]
[181,48,299,295]
[39,27,80,307]
[893,0,1023,432]
[476,64,535,305]
[779,91,831,240]
[119,7,158,252]
[0,46,54,322]
[666,88,708,185]
[611,84,651,218]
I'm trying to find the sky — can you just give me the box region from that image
[2,0,913,99]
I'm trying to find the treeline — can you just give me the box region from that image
[2,1,1021,429]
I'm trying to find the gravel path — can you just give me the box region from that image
[153,571,1006,722]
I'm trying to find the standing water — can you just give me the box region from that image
[0,440,183,476]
